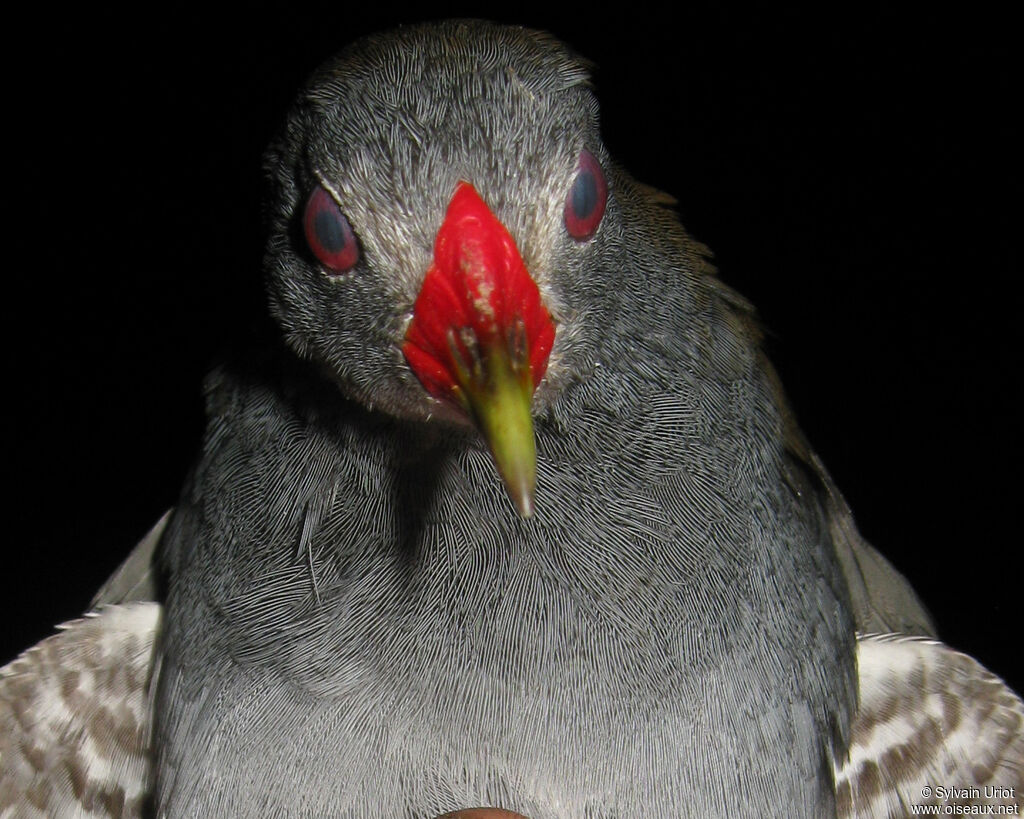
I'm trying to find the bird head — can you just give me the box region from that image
[263,22,614,517]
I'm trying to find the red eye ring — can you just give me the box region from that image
[303,185,359,273]
[564,149,608,241]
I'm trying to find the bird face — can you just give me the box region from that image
[263,22,612,514]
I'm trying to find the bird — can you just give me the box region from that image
[1,19,1021,818]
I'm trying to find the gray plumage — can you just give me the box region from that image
[157,21,854,815]
[2,19,1020,819]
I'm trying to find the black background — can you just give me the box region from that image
[5,7,1019,697]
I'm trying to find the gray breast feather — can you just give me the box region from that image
[4,601,1020,816]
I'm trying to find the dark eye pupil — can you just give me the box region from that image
[571,171,598,219]
[315,210,348,253]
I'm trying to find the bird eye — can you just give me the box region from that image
[563,149,608,241]
[303,185,359,273]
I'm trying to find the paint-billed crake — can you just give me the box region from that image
[2,19,1021,819]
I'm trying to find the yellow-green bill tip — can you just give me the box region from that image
[460,347,538,518]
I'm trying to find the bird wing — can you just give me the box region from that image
[821,471,937,638]
[768,348,937,638]
[837,634,1024,818]
[0,603,160,819]
[90,510,171,608]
